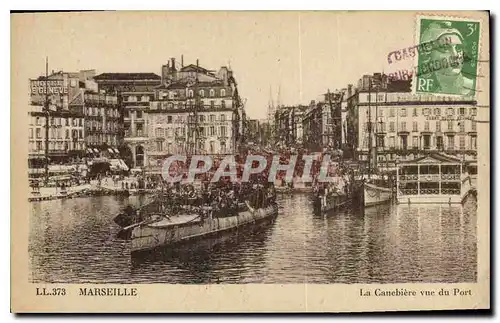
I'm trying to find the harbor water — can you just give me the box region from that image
[29,194,477,284]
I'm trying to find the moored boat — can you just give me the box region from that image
[129,201,278,255]
[363,181,393,207]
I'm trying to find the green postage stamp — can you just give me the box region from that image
[415,16,481,97]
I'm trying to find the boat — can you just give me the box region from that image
[116,185,279,255]
[128,201,278,255]
[396,153,474,204]
[313,190,350,214]
[362,180,394,207]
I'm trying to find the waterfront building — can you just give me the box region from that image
[302,87,350,153]
[346,73,477,172]
[94,72,161,168]
[28,70,92,169]
[146,58,242,171]
[275,105,308,148]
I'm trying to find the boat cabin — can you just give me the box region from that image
[396,153,472,204]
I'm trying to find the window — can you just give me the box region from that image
[400,108,407,117]
[377,94,384,102]
[389,136,395,148]
[142,96,150,102]
[210,126,215,136]
[199,127,205,136]
[36,117,40,125]
[459,107,465,115]
[210,100,215,109]
[199,115,205,122]
[389,108,395,117]
[434,108,441,115]
[155,128,164,137]
[79,130,83,138]
[221,89,226,97]
[137,124,143,137]
[447,121,453,131]
[199,90,205,97]
[220,114,226,122]
[210,89,215,97]
[472,136,477,149]
[209,141,215,153]
[377,136,385,148]
[169,91,175,99]
[36,141,42,151]
[459,136,465,149]
[459,122,465,132]
[167,116,173,124]
[412,136,418,148]
[137,111,143,118]
[424,121,430,131]
[79,119,83,127]
[472,108,477,116]
[124,110,130,118]
[423,108,430,116]
[412,108,418,117]
[210,114,215,122]
[221,126,227,137]
[401,122,406,131]
[436,121,441,132]
[128,96,135,102]
[221,100,225,109]
[29,128,33,138]
[65,118,69,126]
[389,121,395,132]
[447,107,454,116]
[447,136,455,149]
[65,129,69,139]
[412,121,418,132]
[378,109,384,117]
[379,122,385,132]
[472,121,477,131]
[156,141,163,152]
[188,90,194,98]
[221,141,226,153]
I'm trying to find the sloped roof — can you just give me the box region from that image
[401,152,461,164]
[94,73,161,81]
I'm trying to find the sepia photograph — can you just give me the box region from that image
[11,10,490,312]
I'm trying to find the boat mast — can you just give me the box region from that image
[367,80,372,178]
[44,57,50,185]
[194,59,200,155]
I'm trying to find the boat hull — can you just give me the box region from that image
[364,182,393,207]
[313,194,350,214]
[130,204,279,255]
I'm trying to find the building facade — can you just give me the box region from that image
[146,59,240,171]
[94,72,161,168]
[350,79,477,171]
[28,71,91,166]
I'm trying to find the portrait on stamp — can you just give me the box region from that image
[415,18,480,97]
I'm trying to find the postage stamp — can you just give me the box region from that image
[414,16,481,97]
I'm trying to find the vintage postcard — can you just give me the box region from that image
[11,10,490,313]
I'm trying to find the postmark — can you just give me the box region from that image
[413,16,481,97]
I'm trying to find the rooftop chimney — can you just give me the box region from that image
[171,58,176,71]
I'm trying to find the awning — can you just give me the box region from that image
[113,148,120,154]
[108,148,114,154]
[93,148,99,153]
[86,148,93,153]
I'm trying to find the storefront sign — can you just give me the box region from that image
[30,80,68,95]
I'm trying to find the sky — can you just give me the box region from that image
[13,11,421,119]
